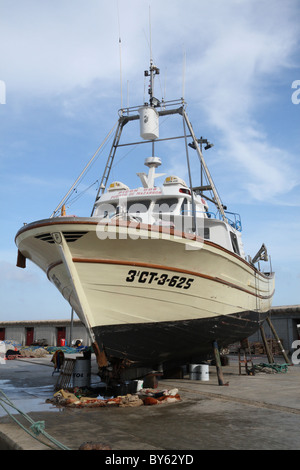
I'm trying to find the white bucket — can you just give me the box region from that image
[199,364,209,381]
[134,380,144,392]
[189,364,199,380]
[73,358,91,387]
[189,364,209,381]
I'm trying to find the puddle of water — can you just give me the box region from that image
[0,380,11,386]
[0,380,60,416]
[22,385,55,397]
[0,398,61,417]
[0,380,17,396]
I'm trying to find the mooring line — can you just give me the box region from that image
[0,389,71,450]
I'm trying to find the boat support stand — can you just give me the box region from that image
[212,340,229,386]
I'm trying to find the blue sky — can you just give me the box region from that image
[0,0,299,321]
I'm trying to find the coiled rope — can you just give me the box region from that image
[0,389,70,450]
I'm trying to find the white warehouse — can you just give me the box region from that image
[0,319,91,347]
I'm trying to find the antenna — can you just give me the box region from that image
[149,5,152,64]
[182,46,186,100]
[117,0,123,110]
[144,7,160,107]
[127,80,129,109]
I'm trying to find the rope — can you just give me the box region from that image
[30,421,46,435]
[0,389,71,450]
[50,120,118,218]
[254,363,289,374]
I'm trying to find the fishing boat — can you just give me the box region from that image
[15,58,275,377]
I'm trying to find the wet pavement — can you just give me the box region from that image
[0,354,300,451]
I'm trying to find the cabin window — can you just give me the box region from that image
[153,198,178,213]
[230,231,240,255]
[204,227,210,239]
[97,203,117,218]
[127,200,151,214]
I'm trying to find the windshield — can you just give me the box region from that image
[96,202,117,218]
[127,200,151,214]
[152,198,178,213]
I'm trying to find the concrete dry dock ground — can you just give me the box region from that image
[0,354,300,450]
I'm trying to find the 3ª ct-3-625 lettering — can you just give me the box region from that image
[125,269,194,289]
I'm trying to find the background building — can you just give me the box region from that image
[0,319,91,347]
[248,305,300,356]
[1,305,299,354]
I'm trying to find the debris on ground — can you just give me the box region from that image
[254,363,289,374]
[19,347,49,358]
[46,387,181,408]
[0,340,89,360]
[140,388,180,405]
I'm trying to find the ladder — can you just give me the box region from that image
[54,358,76,390]
[238,338,255,375]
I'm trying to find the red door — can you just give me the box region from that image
[57,327,66,346]
[26,327,34,346]
[0,328,5,341]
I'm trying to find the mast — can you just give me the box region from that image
[144,59,160,107]
[90,57,227,224]
[91,63,161,215]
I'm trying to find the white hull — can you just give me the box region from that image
[16,217,275,366]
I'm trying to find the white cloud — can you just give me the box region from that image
[1,0,299,203]
[0,1,117,94]
[214,126,299,202]
[179,2,300,203]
